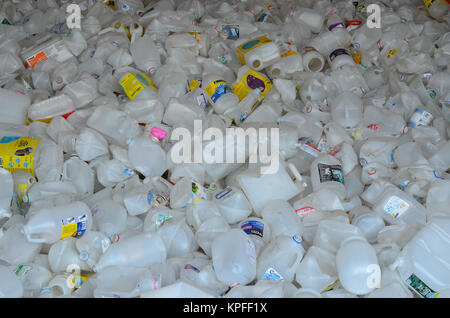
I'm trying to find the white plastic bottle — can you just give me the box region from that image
[93,231,167,272]
[0,88,31,125]
[127,134,167,179]
[310,153,346,201]
[391,216,450,298]
[0,265,23,298]
[211,229,257,286]
[235,35,281,71]
[157,216,198,258]
[424,0,449,21]
[336,236,380,295]
[372,187,427,226]
[203,74,239,115]
[257,235,305,283]
[330,91,363,129]
[86,105,142,147]
[213,186,252,224]
[239,217,272,256]
[62,154,95,200]
[22,201,92,244]
[48,237,90,273]
[27,94,76,124]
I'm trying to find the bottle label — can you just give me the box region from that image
[407,108,433,127]
[232,69,272,101]
[280,50,298,58]
[196,93,208,109]
[188,79,201,91]
[60,214,88,240]
[205,79,232,103]
[24,51,48,68]
[329,48,351,62]
[329,22,345,30]
[26,110,76,126]
[0,137,40,176]
[318,163,344,183]
[14,265,33,279]
[406,273,440,298]
[150,127,167,141]
[236,36,272,65]
[191,181,207,203]
[386,48,400,60]
[383,196,409,219]
[241,220,264,238]
[120,73,157,101]
[222,24,239,39]
[261,267,284,281]
[424,0,450,9]
[215,187,233,200]
[300,143,321,158]
[184,264,201,273]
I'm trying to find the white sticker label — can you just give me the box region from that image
[384,196,409,219]
[407,108,433,127]
[261,267,284,281]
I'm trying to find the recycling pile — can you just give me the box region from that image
[0,0,449,298]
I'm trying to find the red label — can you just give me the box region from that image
[62,110,76,119]
[25,51,48,68]
[295,206,315,215]
[346,20,362,27]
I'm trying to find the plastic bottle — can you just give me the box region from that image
[257,235,305,283]
[235,35,281,71]
[22,201,92,244]
[93,231,166,272]
[127,134,167,179]
[202,74,239,115]
[211,229,257,286]
[336,236,380,295]
[310,153,346,201]
[0,265,23,298]
[391,216,450,298]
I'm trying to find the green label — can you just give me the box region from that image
[1,18,10,25]
[406,273,440,298]
[14,265,33,279]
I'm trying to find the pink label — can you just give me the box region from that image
[150,127,167,140]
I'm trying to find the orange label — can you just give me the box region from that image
[24,51,48,69]
[280,50,298,58]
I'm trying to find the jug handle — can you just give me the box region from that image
[25,232,47,244]
[288,163,302,183]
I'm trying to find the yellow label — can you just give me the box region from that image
[353,51,362,64]
[0,137,40,176]
[103,0,116,10]
[205,79,232,103]
[60,223,78,240]
[387,48,399,59]
[424,0,450,8]
[17,183,28,205]
[325,280,339,291]
[236,36,272,65]
[120,73,157,100]
[25,117,52,125]
[189,79,201,91]
[189,32,201,43]
[60,214,87,240]
[280,50,298,58]
[232,69,273,101]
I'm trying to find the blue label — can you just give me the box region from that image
[211,83,232,103]
[215,187,232,200]
[241,220,264,238]
[0,136,20,144]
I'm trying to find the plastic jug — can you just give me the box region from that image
[93,231,166,272]
[211,229,257,286]
[336,236,380,295]
[391,216,450,298]
[22,201,92,244]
